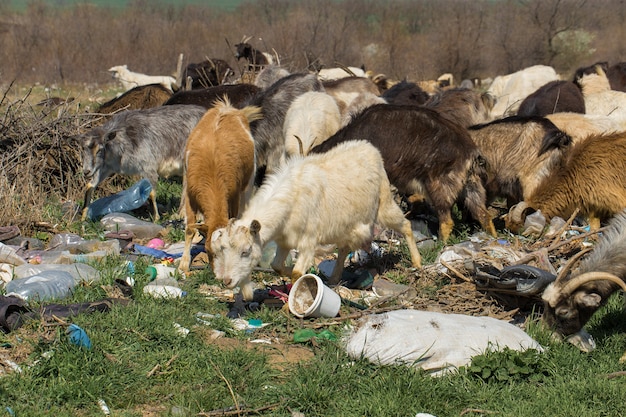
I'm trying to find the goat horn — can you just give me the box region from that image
[294,135,304,156]
[243,35,252,43]
[555,247,593,283]
[506,201,530,228]
[558,271,626,299]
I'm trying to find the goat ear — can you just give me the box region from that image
[574,292,602,308]
[211,229,222,242]
[249,220,261,235]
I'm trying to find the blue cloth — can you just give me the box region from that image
[133,243,205,260]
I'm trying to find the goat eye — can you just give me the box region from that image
[241,247,252,257]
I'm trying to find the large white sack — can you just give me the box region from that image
[344,309,543,376]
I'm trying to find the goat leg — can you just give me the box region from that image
[81,185,95,221]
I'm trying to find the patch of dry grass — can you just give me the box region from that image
[0,82,123,233]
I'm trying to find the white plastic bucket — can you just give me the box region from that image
[288,274,341,318]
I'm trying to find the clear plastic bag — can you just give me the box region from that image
[86,178,152,220]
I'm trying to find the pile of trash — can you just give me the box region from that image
[0,182,603,376]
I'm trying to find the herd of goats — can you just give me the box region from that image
[73,40,626,351]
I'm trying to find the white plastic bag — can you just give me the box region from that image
[344,309,543,376]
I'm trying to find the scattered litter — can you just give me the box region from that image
[67,324,92,349]
[97,398,111,416]
[344,309,543,376]
[173,322,189,337]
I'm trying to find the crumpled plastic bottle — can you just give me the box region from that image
[4,270,76,301]
[86,178,152,220]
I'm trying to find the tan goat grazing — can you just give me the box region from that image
[178,98,262,273]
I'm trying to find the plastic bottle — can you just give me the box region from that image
[143,284,186,298]
[4,270,76,301]
[86,178,152,220]
[0,242,26,265]
[58,250,110,265]
[100,212,164,240]
[145,264,180,281]
[12,263,101,284]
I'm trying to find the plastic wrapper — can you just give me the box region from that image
[86,178,152,220]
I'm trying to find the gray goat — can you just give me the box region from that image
[78,104,207,221]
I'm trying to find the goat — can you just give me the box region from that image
[546,112,622,144]
[516,80,585,117]
[573,61,626,92]
[425,87,495,127]
[322,76,382,118]
[381,80,430,107]
[97,83,173,115]
[282,91,341,159]
[340,92,387,127]
[575,64,626,129]
[487,65,560,118]
[317,66,367,81]
[541,209,626,352]
[468,116,572,207]
[254,65,290,90]
[210,140,422,299]
[505,131,626,232]
[164,84,261,109]
[78,104,207,221]
[108,65,177,92]
[181,59,235,89]
[309,104,497,241]
[248,72,324,178]
[234,38,275,72]
[179,98,262,273]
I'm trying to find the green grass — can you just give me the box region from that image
[2,185,626,416]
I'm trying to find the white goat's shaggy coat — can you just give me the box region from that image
[487,65,560,118]
[282,91,341,159]
[577,66,626,129]
[179,99,262,273]
[108,65,177,92]
[210,140,422,300]
[317,66,367,81]
[546,112,623,144]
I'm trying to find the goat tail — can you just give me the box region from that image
[242,105,263,123]
[538,128,572,156]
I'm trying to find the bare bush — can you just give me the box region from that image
[0,83,98,231]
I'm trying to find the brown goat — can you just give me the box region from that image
[310,103,496,241]
[179,98,262,272]
[97,83,173,115]
[468,116,571,208]
[506,131,626,232]
[425,87,495,127]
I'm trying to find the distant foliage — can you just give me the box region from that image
[0,0,619,85]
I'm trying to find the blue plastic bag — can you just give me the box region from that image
[87,178,152,220]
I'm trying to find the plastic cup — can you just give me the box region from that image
[288,274,341,318]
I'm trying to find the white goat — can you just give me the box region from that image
[210,140,422,300]
[317,66,367,81]
[577,65,626,129]
[282,91,341,160]
[487,65,560,118]
[108,65,177,92]
[546,112,623,144]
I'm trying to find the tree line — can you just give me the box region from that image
[0,0,620,86]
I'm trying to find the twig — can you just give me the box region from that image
[512,227,606,266]
[306,305,408,328]
[199,402,282,416]
[208,357,241,415]
[545,208,579,247]
[460,408,496,415]
[604,371,626,379]
[440,259,473,283]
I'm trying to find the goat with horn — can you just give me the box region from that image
[542,209,626,352]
